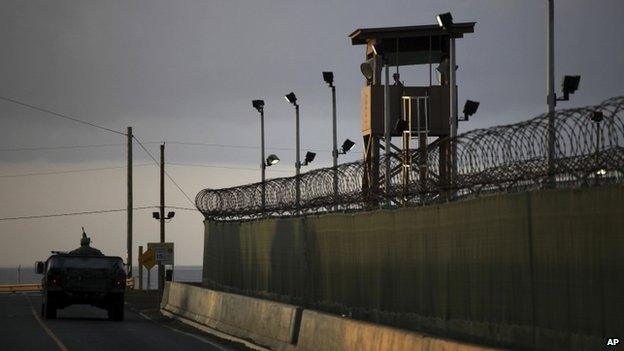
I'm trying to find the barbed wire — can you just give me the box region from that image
[196,96,624,221]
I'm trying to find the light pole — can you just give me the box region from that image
[547,0,556,185]
[322,72,339,206]
[437,12,458,197]
[252,100,266,211]
[285,92,300,209]
[126,126,132,278]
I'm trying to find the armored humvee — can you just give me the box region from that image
[35,229,126,321]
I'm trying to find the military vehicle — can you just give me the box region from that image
[35,229,126,321]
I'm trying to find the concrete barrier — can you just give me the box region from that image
[160,282,300,350]
[295,310,502,351]
[0,284,41,293]
[161,283,502,351]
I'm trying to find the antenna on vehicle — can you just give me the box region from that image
[80,227,90,246]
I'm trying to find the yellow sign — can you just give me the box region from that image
[139,248,156,269]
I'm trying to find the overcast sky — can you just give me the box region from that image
[1,0,623,267]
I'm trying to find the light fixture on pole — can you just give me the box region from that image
[285,92,301,209]
[436,12,453,30]
[285,92,297,105]
[152,211,175,220]
[252,99,266,211]
[266,154,280,166]
[459,100,480,121]
[302,151,316,166]
[339,139,355,155]
[555,75,581,104]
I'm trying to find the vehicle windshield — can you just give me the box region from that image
[48,256,123,270]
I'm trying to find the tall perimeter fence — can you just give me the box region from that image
[198,96,624,350]
[197,96,624,220]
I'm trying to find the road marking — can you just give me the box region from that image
[24,294,70,351]
[127,304,230,351]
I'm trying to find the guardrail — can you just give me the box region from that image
[0,284,42,293]
[126,276,135,289]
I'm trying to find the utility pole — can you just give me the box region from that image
[546,0,556,185]
[127,126,133,278]
[159,143,165,292]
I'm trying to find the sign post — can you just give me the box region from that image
[139,248,158,290]
[138,245,143,290]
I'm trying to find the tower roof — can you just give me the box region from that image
[349,23,476,66]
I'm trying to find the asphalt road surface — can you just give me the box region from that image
[0,292,241,351]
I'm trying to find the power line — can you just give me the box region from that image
[0,96,126,136]
[167,205,199,212]
[0,140,331,153]
[0,204,200,221]
[0,143,127,152]
[167,162,292,173]
[165,141,331,152]
[0,164,152,178]
[132,136,195,206]
[0,206,156,221]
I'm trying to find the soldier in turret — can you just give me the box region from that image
[68,227,104,256]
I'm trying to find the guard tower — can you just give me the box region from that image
[349,21,475,203]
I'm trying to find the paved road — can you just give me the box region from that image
[0,293,237,351]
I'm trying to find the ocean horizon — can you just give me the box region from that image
[0,265,203,290]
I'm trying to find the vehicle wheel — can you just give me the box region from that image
[43,299,56,320]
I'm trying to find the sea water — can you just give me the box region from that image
[0,266,203,290]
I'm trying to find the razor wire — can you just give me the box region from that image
[196,96,624,221]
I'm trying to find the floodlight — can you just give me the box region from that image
[596,169,607,176]
[360,62,374,81]
[437,12,453,30]
[590,110,603,123]
[303,151,316,166]
[252,99,264,112]
[266,154,280,166]
[395,119,409,134]
[562,75,580,95]
[167,211,175,219]
[322,72,334,86]
[152,212,160,219]
[341,139,355,153]
[557,75,581,102]
[285,92,297,105]
[462,100,480,121]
